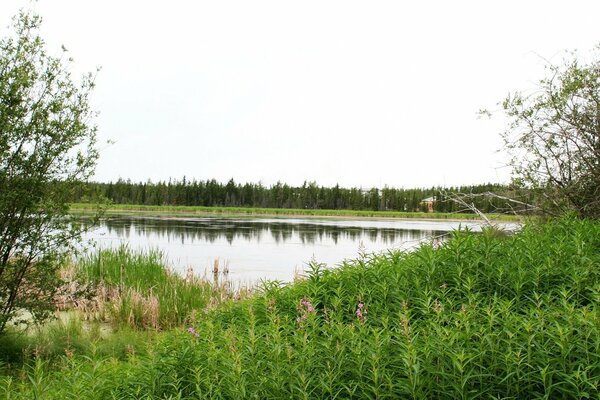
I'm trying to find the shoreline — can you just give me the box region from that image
[70,203,522,223]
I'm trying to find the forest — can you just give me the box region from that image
[76,179,530,214]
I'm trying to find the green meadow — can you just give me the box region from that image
[1,217,599,398]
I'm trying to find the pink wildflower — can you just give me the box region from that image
[296,297,316,325]
[356,302,366,323]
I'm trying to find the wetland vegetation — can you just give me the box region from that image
[2,217,600,398]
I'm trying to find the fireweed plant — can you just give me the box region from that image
[2,217,600,398]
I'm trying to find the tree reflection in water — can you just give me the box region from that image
[100,217,445,246]
[81,216,496,283]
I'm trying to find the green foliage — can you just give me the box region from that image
[0,11,98,334]
[76,246,216,329]
[2,218,600,398]
[501,46,600,218]
[0,315,157,367]
[75,179,517,214]
[0,328,31,365]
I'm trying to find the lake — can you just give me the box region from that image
[83,216,515,285]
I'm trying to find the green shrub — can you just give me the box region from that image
[4,218,600,398]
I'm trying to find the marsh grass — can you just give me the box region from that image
[2,217,600,398]
[74,246,242,329]
[0,314,157,370]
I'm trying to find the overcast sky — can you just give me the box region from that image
[1,1,599,188]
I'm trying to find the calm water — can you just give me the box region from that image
[83,216,513,284]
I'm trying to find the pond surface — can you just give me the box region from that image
[83,216,514,285]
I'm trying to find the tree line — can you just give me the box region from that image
[74,179,528,214]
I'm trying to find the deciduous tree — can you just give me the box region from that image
[0,12,98,333]
[500,47,600,218]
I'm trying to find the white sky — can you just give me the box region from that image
[1,1,599,188]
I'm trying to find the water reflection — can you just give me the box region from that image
[101,217,446,247]
[84,216,502,284]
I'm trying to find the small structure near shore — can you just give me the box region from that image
[420,196,436,212]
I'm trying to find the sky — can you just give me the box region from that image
[1,1,599,189]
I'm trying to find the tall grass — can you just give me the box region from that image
[74,246,235,329]
[2,218,600,398]
[0,315,157,368]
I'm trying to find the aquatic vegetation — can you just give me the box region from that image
[72,246,244,329]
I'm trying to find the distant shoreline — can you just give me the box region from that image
[69,203,522,222]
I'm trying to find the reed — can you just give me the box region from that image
[73,246,241,329]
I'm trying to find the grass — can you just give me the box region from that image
[0,314,158,367]
[1,217,600,398]
[73,246,243,330]
[70,202,523,222]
